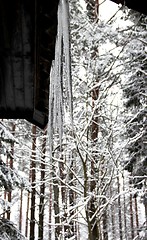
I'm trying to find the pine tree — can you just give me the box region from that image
[30,125,36,240]
[121,11,147,237]
[0,121,28,240]
[38,130,47,240]
[122,12,147,186]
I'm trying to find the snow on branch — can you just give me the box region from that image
[0,123,17,144]
[0,218,26,240]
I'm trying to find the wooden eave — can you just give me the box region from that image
[0,0,146,129]
[0,0,59,129]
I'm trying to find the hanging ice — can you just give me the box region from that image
[48,0,73,150]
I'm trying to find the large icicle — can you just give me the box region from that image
[62,0,73,124]
[48,0,73,150]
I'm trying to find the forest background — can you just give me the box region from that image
[0,0,146,240]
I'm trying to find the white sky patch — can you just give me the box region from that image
[99,0,120,21]
[79,0,128,26]
[79,0,87,11]
[79,0,119,18]
[99,0,133,27]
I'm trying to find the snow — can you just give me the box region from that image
[0,123,17,143]
[0,1,146,239]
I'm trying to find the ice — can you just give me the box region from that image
[48,0,73,152]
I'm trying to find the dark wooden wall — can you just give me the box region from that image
[0,0,59,128]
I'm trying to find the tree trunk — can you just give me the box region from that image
[53,183,60,239]
[130,193,134,239]
[134,195,139,236]
[59,151,68,237]
[82,159,93,240]
[145,199,147,235]
[7,123,15,220]
[25,191,30,237]
[38,131,46,240]
[89,84,100,240]
[85,2,101,238]
[68,158,76,238]
[19,189,23,231]
[4,156,9,219]
[26,155,32,238]
[117,175,123,240]
[52,150,61,239]
[142,191,147,240]
[123,174,127,240]
[48,182,52,240]
[30,125,37,240]
[102,199,108,240]
[3,191,7,218]
[110,185,115,239]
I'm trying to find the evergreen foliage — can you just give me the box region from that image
[0,219,25,240]
[123,13,147,188]
[0,123,30,192]
[0,1,146,240]
[0,159,30,192]
[0,122,29,239]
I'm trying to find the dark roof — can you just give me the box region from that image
[0,0,59,129]
[110,0,147,15]
[0,0,146,129]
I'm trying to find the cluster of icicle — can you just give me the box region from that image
[48,0,73,153]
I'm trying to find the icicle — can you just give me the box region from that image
[48,0,73,152]
[62,0,73,125]
[48,64,54,158]
[53,1,63,132]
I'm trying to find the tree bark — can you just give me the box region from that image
[89,84,100,239]
[117,175,123,240]
[26,155,32,237]
[53,183,60,239]
[19,189,23,231]
[30,125,36,240]
[48,182,52,240]
[25,192,30,237]
[59,151,68,237]
[7,123,15,220]
[110,185,115,239]
[52,150,61,239]
[134,195,139,236]
[38,131,46,240]
[68,158,76,238]
[123,174,127,240]
[130,193,134,239]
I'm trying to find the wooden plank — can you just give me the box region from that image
[21,1,34,111]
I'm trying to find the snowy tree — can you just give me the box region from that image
[69,1,127,239]
[0,1,146,240]
[0,218,25,240]
[0,121,28,240]
[123,12,147,188]
[0,121,30,192]
[121,11,147,238]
